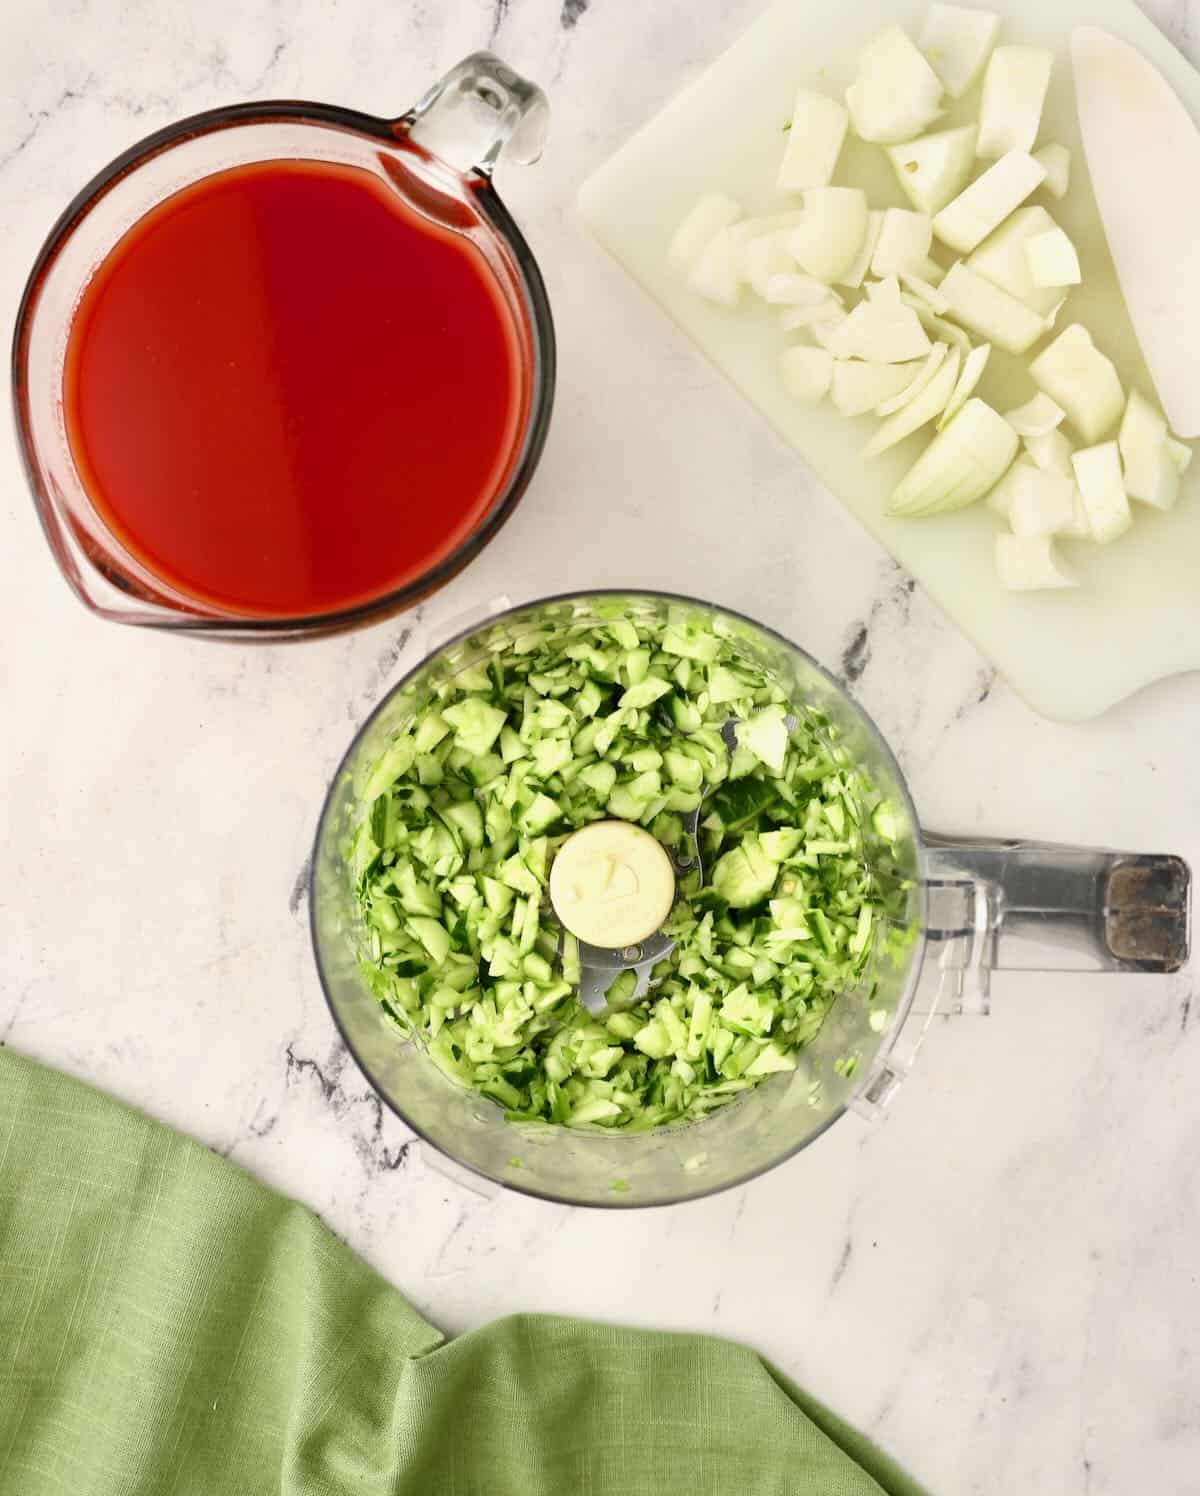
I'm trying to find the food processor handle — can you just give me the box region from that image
[397,52,549,175]
[919,832,1190,1013]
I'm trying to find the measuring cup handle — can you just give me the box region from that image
[918,832,1190,1013]
[397,52,549,176]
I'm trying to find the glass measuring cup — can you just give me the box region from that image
[310,591,1190,1206]
[12,54,554,637]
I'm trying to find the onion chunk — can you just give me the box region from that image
[967,206,1066,318]
[887,125,978,216]
[1009,463,1078,537]
[1025,227,1081,288]
[889,397,1018,516]
[933,150,1047,255]
[872,209,934,278]
[831,359,924,417]
[939,342,991,428]
[1005,394,1066,437]
[939,261,1049,354]
[826,301,932,362]
[1072,440,1132,542]
[687,228,742,305]
[1024,427,1075,476]
[789,188,869,283]
[1029,325,1125,443]
[670,193,743,268]
[978,46,1054,159]
[919,5,1000,98]
[778,89,849,191]
[866,346,961,456]
[1118,390,1183,510]
[846,25,944,144]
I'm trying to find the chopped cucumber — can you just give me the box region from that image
[347,607,904,1131]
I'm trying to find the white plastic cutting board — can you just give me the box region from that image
[578,0,1200,722]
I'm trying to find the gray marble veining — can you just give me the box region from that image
[3,3,1200,1492]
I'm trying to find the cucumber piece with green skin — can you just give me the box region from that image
[442,699,507,757]
[441,801,484,850]
[708,779,778,834]
[711,837,779,909]
[349,608,904,1130]
[735,704,790,774]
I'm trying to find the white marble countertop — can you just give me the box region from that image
[3,2,1200,1492]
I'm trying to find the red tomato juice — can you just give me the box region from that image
[63,157,528,617]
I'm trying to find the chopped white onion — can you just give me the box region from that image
[919,4,1000,98]
[686,228,742,305]
[1072,440,1132,542]
[1029,325,1125,443]
[671,24,1184,583]
[741,230,797,298]
[938,342,991,428]
[872,209,934,278]
[1004,393,1065,436]
[887,125,978,217]
[1024,427,1075,476]
[986,455,1033,517]
[1009,463,1078,537]
[1130,451,1186,513]
[939,261,1049,353]
[789,187,869,283]
[875,341,950,416]
[967,206,1066,317]
[899,271,949,314]
[765,271,842,306]
[902,294,972,352]
[779,299,846,330]
[1025,227,1081,288]
[1118,390,1181,510]
[977,46,1054,159]
[1118,390,1166,490]
[846,25,944,144]
[810,306,851,349]
[825,301,932,362]
[1032,143,1070,198]
[889,397,1018,515]
[779,345,835,402]
[866,347,961,456]
[731,211,807,250]
[932,150,1047,254]
[669,193,743,268]
[866,276,903,304]
[730,213,806,283]
[778,89,849,192]
[831,359,924,417]
[995,533,1078,589]
[836,210,884,289]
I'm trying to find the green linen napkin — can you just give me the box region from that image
[0,1046,925,1495]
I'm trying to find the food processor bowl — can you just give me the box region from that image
[311,592,1189,1207]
